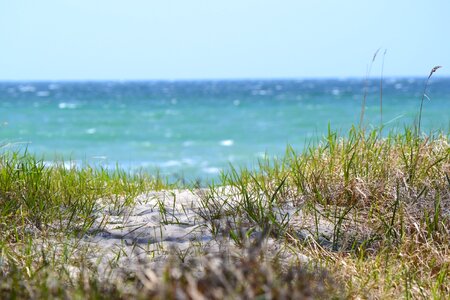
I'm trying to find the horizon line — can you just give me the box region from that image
[1,75,449,83]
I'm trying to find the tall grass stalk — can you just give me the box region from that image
[360,48,380,126]
[380,49,387,130]
[417,65,442,135]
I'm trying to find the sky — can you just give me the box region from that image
[1,0,450,80]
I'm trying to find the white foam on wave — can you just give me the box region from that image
[182,158,195,165]
[255,152,266,159]
[45,161,78,170]
[58,102,77,109]
[64,161,78,170]
[203,167,220,174]
[251,89,269,96]
[161,160,181,167]
[19,85,35,93]
[220,139,234,147]
[91,156,107,160]
[86,128,97,134]
[48,83,59,90]
[182,141,194,147]
[331,88,340,96]
[43,161,55,167]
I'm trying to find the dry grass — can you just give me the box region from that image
[200,125,449,299]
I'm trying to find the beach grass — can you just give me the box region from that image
[1,122,448,299]
[205,124,449,298]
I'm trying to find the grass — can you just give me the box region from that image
[418,65,442,135]
[1,73,449,298]
[1,124,448,299]
[204,125,449,298]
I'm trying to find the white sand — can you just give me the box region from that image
[82,189,232,279]
[80,188,335,280]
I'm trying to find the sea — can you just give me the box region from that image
[1,78,449,182]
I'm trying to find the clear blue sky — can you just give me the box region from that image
[1,0,449,80]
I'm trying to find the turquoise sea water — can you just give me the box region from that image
[1,79,449,181]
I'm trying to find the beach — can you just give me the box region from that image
[82,187,313,280]
[2,74,450,299]
[4,0,450,297]
[2,126,449,298]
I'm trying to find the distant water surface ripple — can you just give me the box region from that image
[0,79,449,180]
